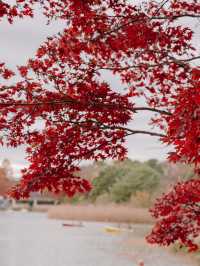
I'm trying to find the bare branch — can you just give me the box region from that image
[48,118,166,138]
[151,14,200,20]
[113,127,166,138]
[132,107,171,116]
[154,0,170,14]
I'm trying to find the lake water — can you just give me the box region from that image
[0,211,196,266]
[0,211,132,266]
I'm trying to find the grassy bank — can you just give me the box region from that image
[172,243,200,265]
[48,204,154,224]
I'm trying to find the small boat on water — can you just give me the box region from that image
[62,222,83,228]
[104,226,121,233]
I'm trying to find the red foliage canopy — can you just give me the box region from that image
[0,0,200,250]
[147,179,200,252]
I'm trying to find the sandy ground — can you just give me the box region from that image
[118,225,197,266]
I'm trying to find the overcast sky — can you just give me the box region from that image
[0,5,199,177]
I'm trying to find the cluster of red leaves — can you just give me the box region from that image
[0,0,35,23]
[147,69,200,251]
[147,179,200,252]
[1,0,200,250]
[166,69,200,167]
[0,63,14,79]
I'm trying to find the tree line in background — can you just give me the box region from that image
[0,157,194,208]
[63,159,195,208]
[0,159,15,196]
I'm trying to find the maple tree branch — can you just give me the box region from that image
[93,9,200,43]
[168,55,200,65]
[48,117,166,138]
[96,55,200,72]
[108,127,166,138]
[101,13,200,20]
[151,14,200,20]
[132,107,171,116]
[155,0,170,14]
[0,100,172,116]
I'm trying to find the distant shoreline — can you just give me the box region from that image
[47,204,154,224]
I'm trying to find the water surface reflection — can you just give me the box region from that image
[0,211,131,266]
